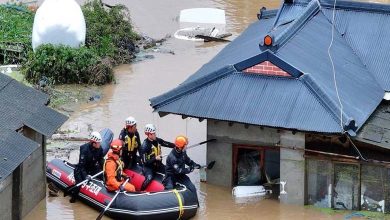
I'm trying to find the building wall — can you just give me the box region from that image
[0,175,13,220]
[206,120,306,205]
[21,127,46,218]
[206,120,280,187]
[279,130,305,205]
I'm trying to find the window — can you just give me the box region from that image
[232,145,279,186]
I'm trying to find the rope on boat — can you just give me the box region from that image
[173,189,184,219]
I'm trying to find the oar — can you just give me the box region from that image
[203,161,215,170]
[162,139,217,157]
[64,171,103,197]
[96,178,130,220]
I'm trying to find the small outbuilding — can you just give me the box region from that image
[0,73,67,220]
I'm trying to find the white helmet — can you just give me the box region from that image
[125,116,137,126]
[144,124,156,134]
[89,131,102,142]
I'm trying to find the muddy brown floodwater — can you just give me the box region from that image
[22,0,383,219]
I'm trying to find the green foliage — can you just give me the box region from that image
[82,0,138,64]
[9,0,138,85]
[0,4,33,44]
[0,4,34,64]
[22,44,113,85]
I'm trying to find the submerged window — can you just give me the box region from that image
[236,149,262,186]
[361,165,387,212]
[306,159,333,208]
[333,163,360,210]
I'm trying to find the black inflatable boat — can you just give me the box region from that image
[47,158,198,219]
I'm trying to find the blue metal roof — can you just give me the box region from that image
[321,8,390,91]
[155,67,341,133]
[275,11,383,133]
[151,0,389,135]
[184,16,276,84]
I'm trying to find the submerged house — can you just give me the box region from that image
[151,0,390,212]
[0,74,67,220]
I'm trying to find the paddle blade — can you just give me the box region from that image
[96,211,105,220]
[200,139,216,145]
[63,185,73,197]
[207,161,216,170]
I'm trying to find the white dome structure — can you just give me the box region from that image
[32,0,86,50]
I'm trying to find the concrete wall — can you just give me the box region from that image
[21,127,46,218]
[0,128,46,220]
[206,120,280,187]
[0,175,13,220]
[279,130,305,205]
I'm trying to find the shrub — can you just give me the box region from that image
[22,44,113,85]
[20,0,138,85]
[0,4,34,64]
[82,0,138,64]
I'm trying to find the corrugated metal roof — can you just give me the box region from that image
[322,8,390,91]
[156,70,341,133]
[0,73,68,180]
[276,11,383,132]
[150,1,389,135]
[273,3,308,31]
[184,17,275,84]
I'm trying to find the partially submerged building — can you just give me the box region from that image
[151,0,390,212]
[0,73,67,220]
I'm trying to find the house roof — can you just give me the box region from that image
[150,0,389,136]
[0,73,68,180]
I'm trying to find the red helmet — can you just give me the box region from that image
[175,135,188,149]
[110,139,123,153]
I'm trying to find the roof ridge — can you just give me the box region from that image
[0,74,13,93]
[319,0,390,14]
[150,65,237,109]
[266,0,320,50]
[300,74,357,135]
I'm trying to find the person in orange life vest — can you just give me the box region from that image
[139,124,175,191]
[104,139,135,192]
[119,116,141,169]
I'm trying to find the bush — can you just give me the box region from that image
[22,44,113,85]
[82,0,138,64]
[0,4,34,64]
[20,0,138,85]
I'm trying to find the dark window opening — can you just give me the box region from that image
[233,145,280,187]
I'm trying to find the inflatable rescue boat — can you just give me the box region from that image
[47,158,198,220]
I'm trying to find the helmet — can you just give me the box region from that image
[89,131,102,143]
[175,135,188,149]
[144,124,156,134]
[110,139,123,153]
[125,116,137,126]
